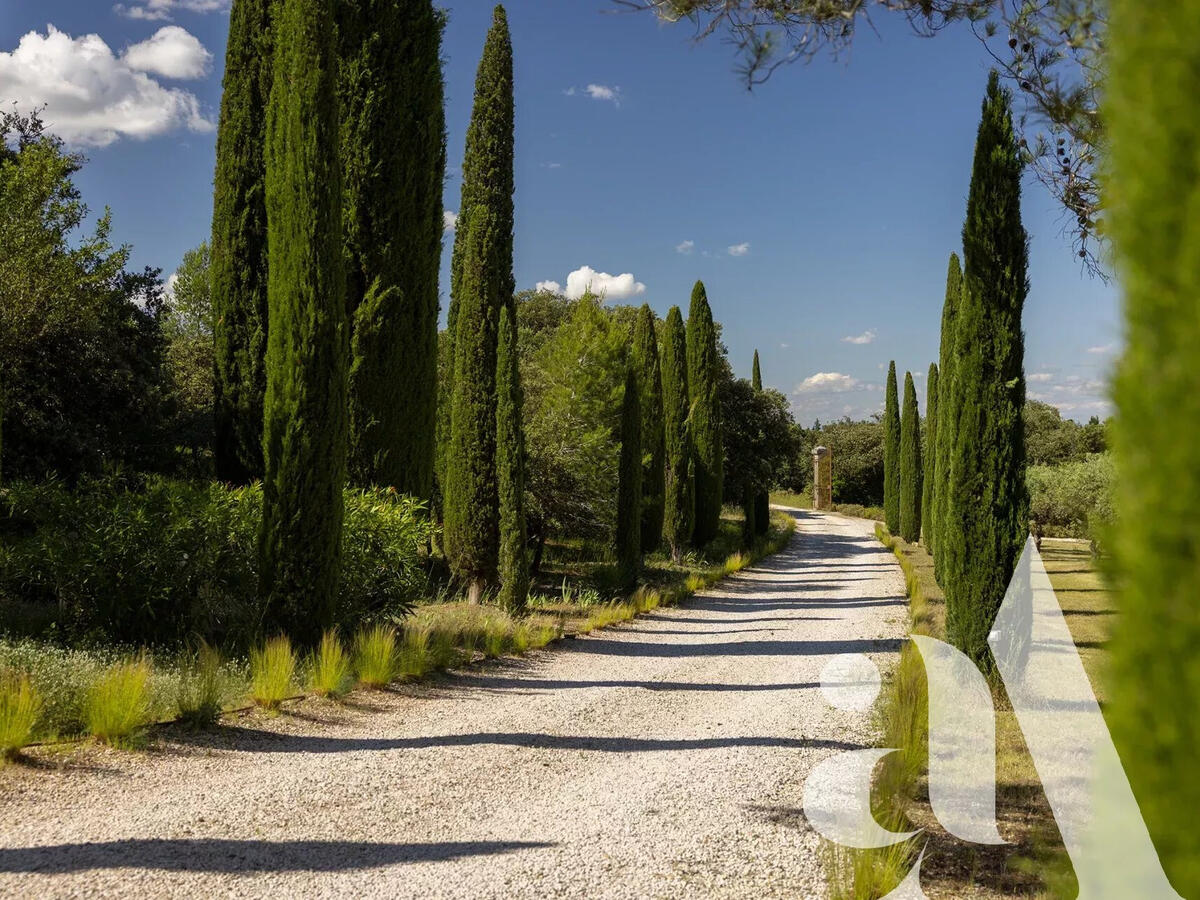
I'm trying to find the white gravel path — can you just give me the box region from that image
[0,509,907,900]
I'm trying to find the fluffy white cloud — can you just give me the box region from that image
[1087,342,1116,355]
[796,372,862,393]
[443,211,458,232]
[563,266,645,300]
[122,26,212,79]
[841,329,876,345]
[535,280,562,294]
[115,0,229,21]
[0,26,214,146]
[1028,372,1054,383]
[675,240,695,255]
[728,242,751,257]
[564,84,622,105]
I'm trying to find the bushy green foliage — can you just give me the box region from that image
[615,367,643,590]
[750,350,771,535]
[632,305,665,552]
[162,243,215,471]
[785,418,885,506]
[661,306,694,560]
[0,671,39,759]
[687,282,724,546]
[921,364,938,551]
[934,253,962,582]
[1107,3,1200,888]
[721,378,795,535]
[250,635,296,710]
[86,659,153,745]
[175,642,224,730]
[883,362,901,534]
[898,372,923,543]
[309,630,353,699]
[496,305,530,611]
[1024,400,1107,465]
[353,623,398,689]
[1026,454,1113,540]
[211,0,273,485]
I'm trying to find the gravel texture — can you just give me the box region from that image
[0,509,907,899]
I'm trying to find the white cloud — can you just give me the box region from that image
[1029,372,1054,383]
[115,0,229,21]
[728,242,751,257]
[563,266,645,300]
[586,84,619,102]
[1087,342,1116,355]
[443,211,458,232]
[841,329,876,346]
[675,240,695,255]
[796,372,862,394]
[535,280,562,294]
[0,25,214,146]
[122,26,211,79]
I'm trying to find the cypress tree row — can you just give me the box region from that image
[259,0,347,644]
[898,371,922,543]
[933,252,963,582]
[340,0,445,496]
[661,306,693,562]
[632,304,665,552]
[883,361,901,534]
[495,304,529,612]
[942,71,1029,668]
[1107,2,1200,890]
[615,366,643,591]
[751,349,770,536]
[211,0,273,485]
[686,281,723,546]
[921,362,939,550]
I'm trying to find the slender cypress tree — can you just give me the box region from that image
[922,362,939,550]
[686,281,723,546]
[615,366,643,591]
[942,71,1029,668]
[211,0,273,485]
[751,350,770,536]
[661,306,693,562]
[1107,3,1200,890]
[339,0,445,496]
[933,252,963,582]
[259,0,347,644]
[899,371,922,543]
[883,361,901,534]
[496,304,528,611]
[632,304,665,552]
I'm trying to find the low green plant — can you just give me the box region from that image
[309,630,353,699]
[249,636,297,710]
[175,642,223,730]
[354,624,398,689]
[0,671,41,760]
[86,658,153,746]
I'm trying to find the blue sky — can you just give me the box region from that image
[0,0,1119,423]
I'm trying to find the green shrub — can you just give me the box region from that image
[250,636,297,710]
[175,642,223,730]
[86,659,153,746]
[0,671,40,759]
[353,624,398,689]
[309,630,352,699]
[1027,453,1114,539]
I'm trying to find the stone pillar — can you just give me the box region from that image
[812,446,833,511]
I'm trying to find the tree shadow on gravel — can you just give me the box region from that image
[439,674,824,694]
[0,839,554,874]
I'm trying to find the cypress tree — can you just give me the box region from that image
[898,371,922,543]
[942,71,1029,668]
[933,253,962,582]
[259,0,347,644]
[211,0,273,485]
[751,350,770,536]
[883,361,901,534]
[615,366,643,590]
[495,304,529,612]
[922,362,939,550]
[661,306,693,562]
[1107,2,1200,890]
[686,281,723,546]
[340,0,445,496]
[632,304,665,552]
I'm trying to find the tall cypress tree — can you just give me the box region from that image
[496,304,528,611]
[751,349,770,536]
[615,366,643,591]
[922,362,939,550]
[632,304,665,552]
[661,306,693,562]
[942,71,1029,668]
[211,0,273,485]
[259,0,347,644]
[933,252,963,582]
[1107,2,1200,890]
[883,361,901,534]
[899,371,922,543]
[686,281,723,546]
[339,0,445,496]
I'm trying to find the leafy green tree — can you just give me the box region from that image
[615,366,643,590]
[163,243,215,469]
[340,0,445,495]
[899,371,923,542]
[686,281,724,546]
[942,71,1029,668]
[211,0,273,485]
[661,306,693,561]
[496,304,529,611]
[721,377,794,543]
[1107,1,1200,890]
[259,0,348,644]
[934,252,962,581]
[1024,399,1084,465]
[883,361,901,533]
[632,304,665,552]
[921,363,939,550]
[751,349,770,535]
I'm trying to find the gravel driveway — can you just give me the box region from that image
[0,509,907,900]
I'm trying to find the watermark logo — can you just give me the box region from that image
[802,538,1182,899]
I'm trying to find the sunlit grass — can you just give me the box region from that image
[175,641,223,730]
[309,630,353,699]
[353,624,399,689]
[86,659,153,746]
[0,671,41,760]
[249,635,297,711]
